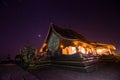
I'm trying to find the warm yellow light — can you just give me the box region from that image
[71,47,76,54]
[73,41,79,46]
[39,43,47,53]
[96,48,108,55]
[62,46,76,55]
[80,42,88,47]
[78,46,85,54]
[107,45,116,50]
[43,43,47,47]
[62,41,116,56]
[40,49,43,53]
[81,48,85,54]
[62,48,67,55]
[97,49,103,53]
[60,45,64,48]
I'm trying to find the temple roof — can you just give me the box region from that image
[51,24,87,42]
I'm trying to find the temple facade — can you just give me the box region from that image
[40,23,116,58]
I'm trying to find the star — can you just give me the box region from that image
[38,34,41,38]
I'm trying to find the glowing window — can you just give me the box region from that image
[78,46,85,54]
[62,46,77,55]
[71,47,76,54]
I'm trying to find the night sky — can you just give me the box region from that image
[0,0,120,59]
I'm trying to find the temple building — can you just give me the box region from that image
[39,23,116,72]
[40,23,116,58]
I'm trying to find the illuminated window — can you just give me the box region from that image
[96,48,108,55]
[62,48,67,55]
[78,46,85,54]
[71,47,76,54]
[62,46,76,55]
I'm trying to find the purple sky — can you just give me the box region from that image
[0,0,120,59]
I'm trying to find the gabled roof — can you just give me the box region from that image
[51,23,87,42]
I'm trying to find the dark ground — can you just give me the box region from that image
[0,62,120,80]
[0,64,39,80]
[28,62,120,80]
